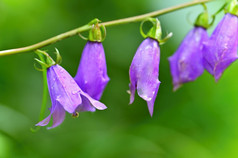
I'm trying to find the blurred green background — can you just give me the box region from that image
[0,0,237,158]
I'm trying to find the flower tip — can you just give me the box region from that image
[94,102,107,110]
[129,99,133,105]
[129,94,135,105]
[149,110,153,117]
[128,84,135,104]
[173,84,182,92]
[214,73,222,83]
[214,77,220,83]
[46,126,55,130]
[147,102,154,117]
[46,121,63,130]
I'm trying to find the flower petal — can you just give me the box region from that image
[147,82,160,117]
[129,83,136,104]
[76,95,96,112]
[129,38,160,102]
[80,91,107,110]
[36,101,65,129]
[35,114,52,127]
[47,102,65,129]
[74,41,110,100]
[48,65,82,113]
[203,13,238,81]
[168,27,208,90]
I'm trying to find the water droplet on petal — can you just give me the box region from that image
[56,95,61,101]
[72,90,79,95]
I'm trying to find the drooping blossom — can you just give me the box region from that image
[203,13,238,81]
[129,38,160,116]
[168,27,209,90]
[36,64,107,129]
[74,41,109,101]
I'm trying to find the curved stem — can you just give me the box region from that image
[0,0,213,56]
[31,52,48,132]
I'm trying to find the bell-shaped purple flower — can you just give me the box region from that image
[168,27,209,91]
[129,38,160,116]
[36,64,107,129]
[203,13,238,81]
[74,41,109,101]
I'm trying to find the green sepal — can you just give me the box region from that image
[140,18,161,41]
[34,58,49,69]
[194,4,210,29]
[226,0,238,16]
[140,18,172,45]
[194,11,209,29]
[159,32,173,45]
[34,49,62,70]
[88,18,106,42]
[55,48,62,65]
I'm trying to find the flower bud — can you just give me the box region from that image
[169,27,209,91]
[129,38,160,116]
[74,41,109,101]
[203,13,238,81]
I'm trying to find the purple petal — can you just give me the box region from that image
[76,95,96,112]
[80,91,107,110]
[129,83,136,104]
[129,38,160,101]
[129,38,160,115]
[74,41,109,100]
[168,27,208,90]
[48,65,82,113]
[147,82,160,117]
[36,101,65,129]
[203,13,238,81]
[47,102,65,129]
[36,114,51,127]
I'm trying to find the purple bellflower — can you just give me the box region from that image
[128,18,171,116]
[168,9,210,91]
[129,38,161,116]
[203,13,238,81]
[36,63,107,129]
[74,41,109,101]
[168,27,209,91]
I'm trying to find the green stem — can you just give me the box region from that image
[31,52,48,132]
[0,0,213,56]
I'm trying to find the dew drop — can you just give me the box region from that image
[56,95,61,101]
[72,90,79,95]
